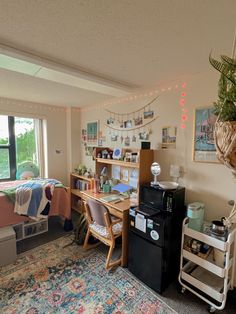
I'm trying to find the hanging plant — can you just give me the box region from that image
[209,36,236,176]
[209,54,236,121]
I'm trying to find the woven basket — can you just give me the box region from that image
[214,121,236,176]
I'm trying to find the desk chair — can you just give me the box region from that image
[83,198,123,269]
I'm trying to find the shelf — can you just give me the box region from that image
[71,189,84,198]
[70,173,93,181]
[179,218,236,311]
[183,249,226,277]
[183,225,227,251]
[96,158,139,168]
[181,262,225,302]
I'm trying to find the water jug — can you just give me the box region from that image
[187,202,205,232]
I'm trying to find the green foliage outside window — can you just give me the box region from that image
[0,117,38,180]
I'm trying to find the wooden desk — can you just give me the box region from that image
[80,189,130,267]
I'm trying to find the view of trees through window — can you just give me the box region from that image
[0,115,39,180]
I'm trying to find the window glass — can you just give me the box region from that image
[0,148,10,179]
[15,117,38,167]
[0,115,43,181]
[0,115,9,145]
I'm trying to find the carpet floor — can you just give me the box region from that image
[2,215,236,313]
[0,235,176,314]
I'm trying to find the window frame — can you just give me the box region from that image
[0,115,45,181]
[0,116,17,180]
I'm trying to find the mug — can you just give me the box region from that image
[103,183,111,194]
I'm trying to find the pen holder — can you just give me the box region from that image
[103,183,111,194]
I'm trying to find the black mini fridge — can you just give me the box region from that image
[128,185,185,294]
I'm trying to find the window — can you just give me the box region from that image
[0,115,44,181]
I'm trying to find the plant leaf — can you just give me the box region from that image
[209,54,236,85]
[221,55,236,67]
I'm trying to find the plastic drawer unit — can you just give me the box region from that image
[0,226,17,266]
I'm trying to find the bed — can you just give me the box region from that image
[0,179,72,230]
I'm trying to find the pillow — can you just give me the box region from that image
[16,161,40,180]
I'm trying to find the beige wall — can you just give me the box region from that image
[1,69,235,284]
[78,71,236,285]
[0,97,69,186]
[79,71,235,222]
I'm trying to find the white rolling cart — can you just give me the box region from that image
[179,217,236,313]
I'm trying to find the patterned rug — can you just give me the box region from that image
[0,235,176,314]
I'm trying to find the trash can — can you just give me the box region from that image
[187,202,205,232]
[0,226,17,266]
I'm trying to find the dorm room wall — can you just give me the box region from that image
[0,97,69,185]
[78,70,236,286]
[79,70,235,223]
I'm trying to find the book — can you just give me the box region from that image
[100,194,121,203]
[111,183,133,193]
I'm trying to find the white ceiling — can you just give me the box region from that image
[0,0,235,108]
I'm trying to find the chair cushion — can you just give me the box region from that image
[89,221,122,238]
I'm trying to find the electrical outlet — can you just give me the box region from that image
[170,165,180,178]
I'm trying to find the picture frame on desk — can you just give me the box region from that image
[112,147,122,159]
[193,107,218,163]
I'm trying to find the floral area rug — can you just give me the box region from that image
[0,235,176,314]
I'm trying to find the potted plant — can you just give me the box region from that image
[209,35,236,229]
[209,48,236,176]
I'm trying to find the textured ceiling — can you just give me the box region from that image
[0,0,235,107]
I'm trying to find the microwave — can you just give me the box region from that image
[139,184,185,213]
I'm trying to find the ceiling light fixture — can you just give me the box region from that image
[0,43,134,97]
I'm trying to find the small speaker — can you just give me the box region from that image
[141,141,150,149]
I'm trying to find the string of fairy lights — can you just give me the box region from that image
[0,81,188,128]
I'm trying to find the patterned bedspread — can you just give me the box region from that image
[0,179,63,219]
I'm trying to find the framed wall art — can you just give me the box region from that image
[193,107,218,163]
[162,126,177,149]
[87,120,99,146]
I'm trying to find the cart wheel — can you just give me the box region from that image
[208,305,216,313]
[181,287,186,294]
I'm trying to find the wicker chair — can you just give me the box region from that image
[83,198,122,269]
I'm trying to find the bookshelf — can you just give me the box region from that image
[70,173,93,213]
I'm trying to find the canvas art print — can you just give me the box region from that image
[87,121,99,146]
[193,107,218,162]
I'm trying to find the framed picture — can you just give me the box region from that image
[98,138,103,146]
[144,110,154,119]
[112,165,121,180]
[87,121,99,146]
[162,126,177,149]
[111,134,118,141]
[81,129,87,142]
[139,131,149,140]
[124,119,132,128]
[193,107,218,163]
[112,148,122,160]
[134,116,143,126]
[121,168,129,182]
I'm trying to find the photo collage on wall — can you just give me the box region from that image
[105,96,158,146]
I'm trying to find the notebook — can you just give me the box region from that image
[100,194,121,203]
[111,183,133,193]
